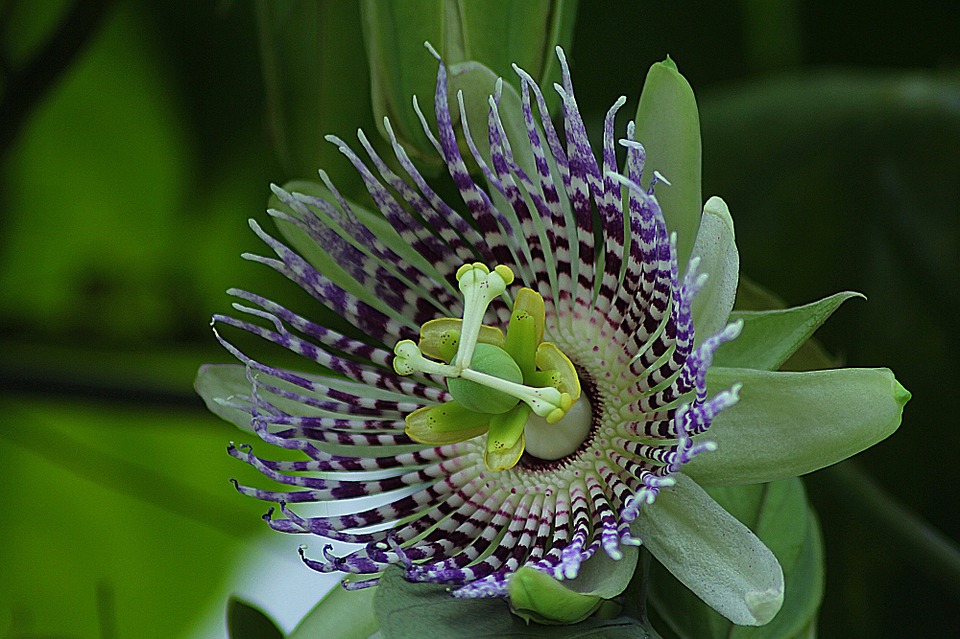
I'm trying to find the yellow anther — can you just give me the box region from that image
[494,264,515,286]
[419,318,504,361]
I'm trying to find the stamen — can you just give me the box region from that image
[454,263,514,370]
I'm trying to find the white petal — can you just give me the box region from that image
[631,474,784,626]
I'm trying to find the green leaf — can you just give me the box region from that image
[374,567,655,638]
[715,291,863,371]
[686,367,910,486]
[689,196,739,345]
[630,475,784,627]
[634,59,702,271]
[227,598,284,639]
[647,479,824,638]
[455,0,578,92]
[0,398,265,638]
[287,584,379,639]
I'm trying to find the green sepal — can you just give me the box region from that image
[714,291,864,371]
[196,364,429,457]
[404,400,490,445]
[634,58,703,271]
[563,537,640,599]
[287,582,379,639]
[195,364,260,436]
[508,567,603,625]
[686,367,910,486]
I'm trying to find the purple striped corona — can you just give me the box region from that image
[205,44,764,612]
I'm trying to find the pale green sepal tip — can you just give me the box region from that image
[634,56,703,271]
[689,195,740,344]
[195,364,255,434]
[562,538,640,600]
[662,55,678,72]
[508,567,603,625]
[286,582,378,639]
[687,366,909,486]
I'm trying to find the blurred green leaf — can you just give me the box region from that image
[255,0,374,182]
[647,479,824,639]
[228,598,284,639]
[0,397,267,638]
[0,5,188,340]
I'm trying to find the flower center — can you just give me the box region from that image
[392,262,584,471]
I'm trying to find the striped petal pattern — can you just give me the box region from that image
[206,47,742,600]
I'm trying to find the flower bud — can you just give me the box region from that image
[361,0,577,164]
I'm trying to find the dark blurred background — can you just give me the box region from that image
[1,1,957,637]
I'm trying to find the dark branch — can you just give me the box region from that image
[0,0,114,160]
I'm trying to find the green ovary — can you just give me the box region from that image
[447,343,523,414]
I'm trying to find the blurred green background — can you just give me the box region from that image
[1,1,958,637]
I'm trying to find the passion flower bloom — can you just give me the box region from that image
[197,45,908,627]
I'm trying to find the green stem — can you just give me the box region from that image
[814,461,960,596]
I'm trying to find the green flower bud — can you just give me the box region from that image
[508,567,603,625]
[360,0,578,164]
